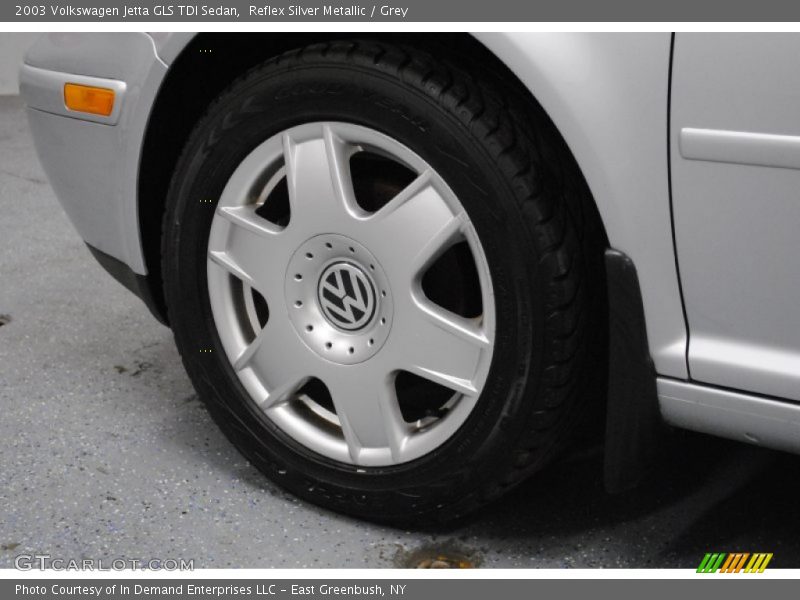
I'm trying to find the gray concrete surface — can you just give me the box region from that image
[0,34,38,94]
[2,96,800,569]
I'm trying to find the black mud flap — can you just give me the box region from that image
[86,243,169,326]
[603,249,665,493]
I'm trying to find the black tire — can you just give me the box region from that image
[161,40,605,524]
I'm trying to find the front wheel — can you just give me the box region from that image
[162,41,602,524]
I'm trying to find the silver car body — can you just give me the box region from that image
[19,32,800,456]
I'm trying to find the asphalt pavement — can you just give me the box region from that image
[2,95,799,569]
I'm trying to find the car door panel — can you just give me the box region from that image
[671,33,800,401]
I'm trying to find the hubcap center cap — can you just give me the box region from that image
[285,234,393,365]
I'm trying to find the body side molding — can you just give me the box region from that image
[681,127,800,170]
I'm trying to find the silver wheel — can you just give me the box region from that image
[207,122,495,467]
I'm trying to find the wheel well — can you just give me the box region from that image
[138,32,608,323]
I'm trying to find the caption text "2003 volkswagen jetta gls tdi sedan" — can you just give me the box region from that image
[20,32,800,523]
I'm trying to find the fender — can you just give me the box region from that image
[150,33,690,381]
[474,33,687,380]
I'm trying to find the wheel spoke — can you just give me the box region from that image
[208,205,287,301]
[235,318,314,408]
[395,299,490,397]
[282,126,359,227]
[325,370,408,465]
[368,174,465,280]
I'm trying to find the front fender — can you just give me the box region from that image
[475,33,687,379]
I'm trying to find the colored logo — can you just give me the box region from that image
[697,553,773,573]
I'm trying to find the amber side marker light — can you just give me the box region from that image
[63,83,115,117]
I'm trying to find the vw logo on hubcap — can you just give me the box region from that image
[285,234,393,364]
[317,262,377,331]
